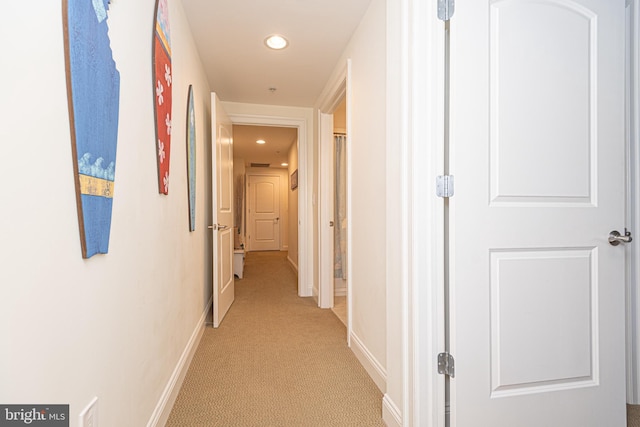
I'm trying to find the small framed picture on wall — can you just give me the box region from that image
[291,169,298,190]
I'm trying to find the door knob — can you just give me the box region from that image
[609,230,632,246]
[208,224,228,231]
[329,221,334,227]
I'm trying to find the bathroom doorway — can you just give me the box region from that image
[332,99,348,326]
[318,61,351,340]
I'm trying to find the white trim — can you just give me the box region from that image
[403,0,446,426]
[626,0,640,404]
[315,62,348,113]
[382,394,403,427]
[346,59,353,348]
[226,113,312,297]
[350,331,387,393]
[316,61,352,345]
[147,297,212,427]
[287,255,298,273]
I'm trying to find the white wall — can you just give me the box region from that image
[318,0,388,391]
[0,2,212,426]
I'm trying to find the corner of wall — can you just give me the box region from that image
[382,394,403,427]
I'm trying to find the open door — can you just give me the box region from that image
[211,93,234,328]
[318,112,335,309]
[448,0,627,425]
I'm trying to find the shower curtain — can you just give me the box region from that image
[334,134,347,279]
[234,174,244,248]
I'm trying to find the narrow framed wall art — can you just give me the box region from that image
[186,85,196,231]
[63,0,121,258]
[153,0,172,194]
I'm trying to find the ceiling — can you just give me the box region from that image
[233,125,298,168]
[181,0,372,168]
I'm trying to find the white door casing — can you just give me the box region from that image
[211,93,234,328]
[226,112,310,297]
[316,61,352,344]
[626,0,640,404]
[248,174,281,251]
[449,1,627,426]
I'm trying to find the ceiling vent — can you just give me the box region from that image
[250,163,270,168]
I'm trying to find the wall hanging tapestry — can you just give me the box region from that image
[186,85,196,231]
[63,0,121,258]
[153,0,172,194]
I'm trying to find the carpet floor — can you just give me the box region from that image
[630,405,640,427]
[166,251,385,427]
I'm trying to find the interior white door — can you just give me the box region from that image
[211,93,234,328]
[319,112,335,308]
[449,1,627,425]
[248,174,281,251]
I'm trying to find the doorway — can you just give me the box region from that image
[332,99,348,326]
[225,109,311,297]
[318,61,351,338]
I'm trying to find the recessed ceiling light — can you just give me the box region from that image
[256,139,266,145]
[281,162,289,167]
[264,34,289,50]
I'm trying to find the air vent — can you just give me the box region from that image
[250,163,270,168]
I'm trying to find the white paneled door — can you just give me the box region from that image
[449,1,627,425]
[211,93,234,328]
[248,175,281,251]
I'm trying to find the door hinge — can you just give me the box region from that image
[438,352,455,377]
[437,0,455,21]
[436,175,454,198]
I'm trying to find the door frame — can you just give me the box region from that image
[381,0,448,424]
[226,112,311,298]
[627,0,640,405]
[316,61,353,348]
[317,60,351,309]
[393,0,447,425]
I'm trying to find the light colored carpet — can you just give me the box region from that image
[332,296,347,327]
[166,251,385,427]
[630,405,640,427]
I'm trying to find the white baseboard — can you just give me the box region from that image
[287,255,298,273]
[146,297,212,427]
[382,394,402,427]
[334,288,347,297]
[349,332,387,393]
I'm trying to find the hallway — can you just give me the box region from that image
[166,251,384,426]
